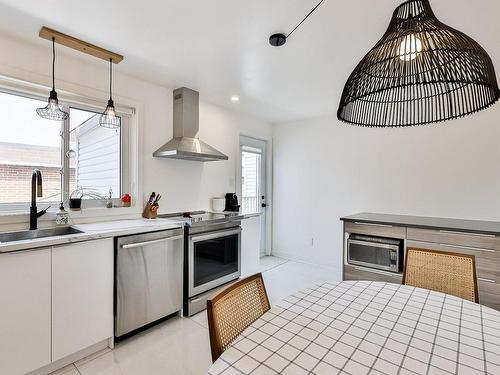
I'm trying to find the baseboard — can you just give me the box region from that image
[270,250,340,271]
[27,339,110,375]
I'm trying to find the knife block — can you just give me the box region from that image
[142,203,158,219]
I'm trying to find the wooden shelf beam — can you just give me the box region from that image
[39,26,124,64]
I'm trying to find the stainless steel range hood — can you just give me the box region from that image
[153,87,228,162]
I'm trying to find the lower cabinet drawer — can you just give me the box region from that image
[344,221,406,239]
[407,227,500,251]
[407,240,500,282]
[343,264,403,284]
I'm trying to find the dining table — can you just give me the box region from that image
[207,281,500,375]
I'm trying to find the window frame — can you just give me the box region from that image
[0,81,134,212]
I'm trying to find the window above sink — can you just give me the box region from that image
[0,88,133,212]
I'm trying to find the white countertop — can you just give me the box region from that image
[0,218,185,253]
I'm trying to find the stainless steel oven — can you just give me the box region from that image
[347,234,403,273]
[186,221,241,315]
[188,227,241,298]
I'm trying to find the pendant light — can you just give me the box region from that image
[337,0,500,127]
[99,58,120,129]
[36,37,69,121]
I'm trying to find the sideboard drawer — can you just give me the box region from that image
[407,227,500,251]
[344,221,406,239]
[343,264,403,284]
[407,240,500,284]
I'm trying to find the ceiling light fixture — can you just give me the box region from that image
[337,0,500,127]
[36,37,69,121]
[99,58,120,129]
[269,0,324,47]
[231,96,240,102]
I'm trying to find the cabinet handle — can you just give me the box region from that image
[478,278,496,284]
[121,235,183,249]
[438,243,496,253]
[354,222,393,228]
[439,230,496,238]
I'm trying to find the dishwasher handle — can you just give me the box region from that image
[120,235,184,249]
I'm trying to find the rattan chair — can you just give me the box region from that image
[403,247,479,303]
[207,273,270,362]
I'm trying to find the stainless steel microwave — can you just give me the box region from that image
[347,234,403,273]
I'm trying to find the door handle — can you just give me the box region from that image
[261,203,268,208]
[121,235,184,249]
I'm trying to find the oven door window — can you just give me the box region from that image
[193,233,239,287]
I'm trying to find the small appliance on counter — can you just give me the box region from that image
[224,193,240,212]
[211,197,225,212]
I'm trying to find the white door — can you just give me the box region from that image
[239,135,269,256]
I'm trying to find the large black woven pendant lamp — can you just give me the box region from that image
[337,0,500,127]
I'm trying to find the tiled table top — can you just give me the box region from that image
[207,281,500,375]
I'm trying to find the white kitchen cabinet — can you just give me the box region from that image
[0,248,51,375]
[51,238,114,361]
[241,215,262,277]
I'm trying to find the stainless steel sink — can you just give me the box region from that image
[0,226,83,243]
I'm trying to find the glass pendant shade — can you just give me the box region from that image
[100,58,120,129]
[37,38,69,121]
[337,0,500,127]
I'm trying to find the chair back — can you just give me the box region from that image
[207,273,270,362]
[403,247,478,303]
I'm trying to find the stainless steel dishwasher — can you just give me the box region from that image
[115,228,184,341]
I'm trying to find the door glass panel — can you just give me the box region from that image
[193,234,238,287]
[241,150,261,214]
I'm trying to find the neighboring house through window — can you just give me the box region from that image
[0,89,129,209]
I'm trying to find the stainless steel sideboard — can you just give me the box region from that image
[341,213,500,310]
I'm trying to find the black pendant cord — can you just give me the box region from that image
[109,58,113,101]
[286,0,325,39]
[51,37,56,91]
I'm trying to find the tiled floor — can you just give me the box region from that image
[51,256,339,375]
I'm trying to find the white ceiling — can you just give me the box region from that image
[0,0,498,123]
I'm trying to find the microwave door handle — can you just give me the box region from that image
[121,235,184,249]
[348,239,400,250]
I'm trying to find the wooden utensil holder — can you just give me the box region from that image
[142,203,158,219]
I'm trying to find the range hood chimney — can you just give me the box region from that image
[153,87,228,162]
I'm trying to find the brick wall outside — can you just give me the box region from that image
[0,164,75,204]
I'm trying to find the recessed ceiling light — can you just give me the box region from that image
[231,96,239,102]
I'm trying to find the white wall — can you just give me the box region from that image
[0,32,272,223]
[272,105,500,276]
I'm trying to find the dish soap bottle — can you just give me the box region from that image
[55,203,69,226]
[106,189,113,208]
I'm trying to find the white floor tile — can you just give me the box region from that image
[190,310,209,329]
[76,316,211,375]
[259,256,288,272]
[72,258,337,375]
[49,364,80,375]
